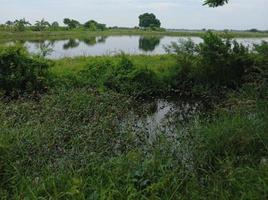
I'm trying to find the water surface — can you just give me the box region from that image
[5,35,268,59]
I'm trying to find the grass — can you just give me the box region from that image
[51,55,176,77]
[1,29,268,42]
[0,39,267,199]
[0,84,267,199]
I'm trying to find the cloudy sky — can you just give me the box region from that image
[0,0,267,30]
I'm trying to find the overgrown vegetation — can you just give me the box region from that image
[0,45,50,98]
[0,32,267,199]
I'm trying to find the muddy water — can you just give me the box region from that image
[122,98,204,142]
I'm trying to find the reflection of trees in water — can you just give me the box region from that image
[23,39,55,57]
[139,36,162,52]
[80,36,107,46]
[97,36,107,43]
[34,40,55,57]
[63,39,79,49]
[27,39,55,49]
[81,37,97,46]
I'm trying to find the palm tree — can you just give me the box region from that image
[14,18,31,31]
[35,19,50,31]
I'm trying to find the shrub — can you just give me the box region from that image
[246,41,268,98]
[104,55,159,96]
[81,55,159,96]
[198,32,253,87]
[166,32,255,90]
[0,45,50,97]
[165,39,197,90]
[80,58,115,89]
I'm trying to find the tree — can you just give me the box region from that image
[51,21,60,30]
[203,0,229,7]
[63,18,80,29]
[139,13,161,28]
[84,20,106,31]
[34,19,50,31]
[14,18,31,31]
[5,21,14,26]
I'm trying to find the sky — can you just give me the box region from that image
[0,0,267,30]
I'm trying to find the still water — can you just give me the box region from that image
[6,35,268,59]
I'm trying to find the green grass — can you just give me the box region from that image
[0,42,267,199]
[1,29,268,42]
[51,55,176,77]
[0,84,267,199]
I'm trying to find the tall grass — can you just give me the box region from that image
[0,32,267,199]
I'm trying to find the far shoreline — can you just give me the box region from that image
[1,28,268,42]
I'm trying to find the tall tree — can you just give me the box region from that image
[139,13,161,28]
[51,21,60,30]
[84,20,106,31]
[63,18,80,29]
[14,18,31,31]
[34,19,50,31]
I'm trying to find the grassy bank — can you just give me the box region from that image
[1,29,268,42]
[0,33,267,199]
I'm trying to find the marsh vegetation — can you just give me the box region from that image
[0,30,267,199]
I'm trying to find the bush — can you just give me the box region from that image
[105,55,159,96]
[166,32,255,90]
[198,32,253,87]
[81,55,159,96]
[0,45,50,97]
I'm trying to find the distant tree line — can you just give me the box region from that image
[0,18,108,32]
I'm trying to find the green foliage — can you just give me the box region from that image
[5,21,13,26]
[197,32,253,87]
[84,20,106,31]
[204,0,229,7]
[34,19,50,31]
[0,83,267,199]
[246,41,268,97]
[105,55,159,96]
[51,21,60,30]
[13,18,31,32]
[165,39,197,89]
[0,39,267,199]
[76,55,160,96]
[166,32,254,90]
[63,18,80,29]
[0,45,50,97]
[139,13,161,28]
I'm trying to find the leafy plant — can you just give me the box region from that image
[139,13,161,28]
[0,45,50,97]
[166,32,254,90]
[13,18,31,31]
[34,19,50,31]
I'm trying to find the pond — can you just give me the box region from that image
[121,97,206,143]
[5,35,268,59]
[118,97,207,168]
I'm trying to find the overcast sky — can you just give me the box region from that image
[0,0,267,30]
